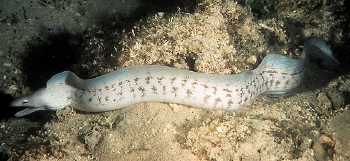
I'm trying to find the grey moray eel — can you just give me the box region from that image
[11,38,340,117]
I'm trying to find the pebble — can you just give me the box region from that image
[245,55,257,65]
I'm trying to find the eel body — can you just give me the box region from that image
[11,38,340,117]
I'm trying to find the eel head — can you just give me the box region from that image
[11,71,78,117]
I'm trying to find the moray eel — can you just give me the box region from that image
[11,38,340,117]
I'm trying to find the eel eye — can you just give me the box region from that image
[22,99,28,105]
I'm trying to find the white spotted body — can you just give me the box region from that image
[11,38,340,117]
[73,66,261,112]
[71,53,303,112]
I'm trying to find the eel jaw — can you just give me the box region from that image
[14,107,46,117]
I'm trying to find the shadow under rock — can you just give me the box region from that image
[141,0,198,13]
[20,30,83,90]
[0,92,17,120]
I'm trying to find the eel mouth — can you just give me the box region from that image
[14,107,45,117]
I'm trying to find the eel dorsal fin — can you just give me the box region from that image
[46,71,83,89]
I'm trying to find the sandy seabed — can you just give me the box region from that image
[0,0,349,160]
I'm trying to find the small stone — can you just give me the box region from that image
[246,55,257,65]
[326,88,344,110]
[320,134,335,148]
[84,130,101,151]
[316,92,332,109]
[216,126,223,133]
